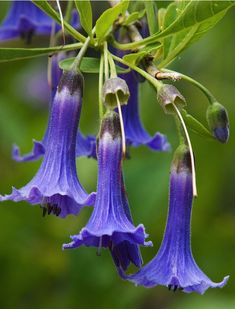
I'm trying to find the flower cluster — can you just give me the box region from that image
[0,0,231,295]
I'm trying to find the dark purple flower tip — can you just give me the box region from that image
[63,111,151,268]
[102,77,130,108]
[213,127,229,144]
[12,140,45,162]
[119,145,229,294]
[157,84,186,114]
[110,240,143,271]
[1,70,96,218]
[207,102,229,143]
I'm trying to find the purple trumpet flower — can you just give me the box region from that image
[12,53,97,162]
[120,145,229,294]
[0,0,57,42]
[63,111,152,270]
[1,70,96,218]
[120,71,170,151]
[0,1,79,43]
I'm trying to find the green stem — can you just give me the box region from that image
[99,54,104,119]
[71,36,91,70]
[65,1,74,23]
[175,116,185,145]
[111,53,163,91]
[104,42,110,80]
[162,69,216,104]
[108,52,117,78]
[111,36,146,50]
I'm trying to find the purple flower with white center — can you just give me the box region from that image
[12,53,97,162]
[63,111,152,270]
[119,145,229,294]
[1,70,96,218]
[120,71,170,151]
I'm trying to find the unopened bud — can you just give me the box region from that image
[157,84,186,114]
[206,102,229,143]
[102,77,130,108]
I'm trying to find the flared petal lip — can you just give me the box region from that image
[119,269,229,295]
[63,224,152,250]
[126,132,171,152]
[0,185,96,207]
[12,139,45,162]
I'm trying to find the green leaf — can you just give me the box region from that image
[181,109,213,139]
[74,0,93,37]
[145,1,158,35]
[59,57,128,74]
[135,1,235,48]
[32,1,86,42]
[122,10,145,26]
[0,43,82,63]
[96,0,129,43]
[123,45,161,66]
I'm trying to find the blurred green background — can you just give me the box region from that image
[0,2,235,309]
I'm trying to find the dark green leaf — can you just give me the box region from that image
[74,0,93,37]
[0,43,81,63]
[95,0,129,43]
[181,109,213,139]
[59,57,128,73]
[145,1,158,35]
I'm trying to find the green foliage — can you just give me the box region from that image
[158,0,235,67]
[0,44,82,63]
[181,109,213,139]
[122,10,145,26]
[74,0,93,38]
[95,0,129,43]
[32,0,86,42]
[59,57,128,74]
[145,0,158,35]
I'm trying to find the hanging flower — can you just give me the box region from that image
[12,53,97,162]
[1,70,96,218]
[0,1,79,43]
[119,145,229,294]
[63,111,152,270]
[120,71,170,151]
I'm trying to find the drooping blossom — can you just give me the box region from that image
[12,53,96,162]
[1,70,96,218]
[0,1,79,43]
[119,145,229,294]
[120,71,170,151]
[63,111,152,270]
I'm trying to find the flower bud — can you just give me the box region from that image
[206,102,229,143]
[172,144,191,174]
[102,77,130,108]
[157,84,186,114]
